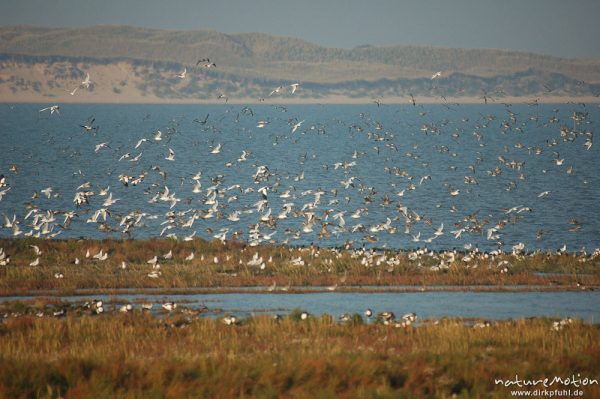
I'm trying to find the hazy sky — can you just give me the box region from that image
[2,0,600,59]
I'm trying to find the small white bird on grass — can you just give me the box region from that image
[120,304,133,313]
[93,250,108,261]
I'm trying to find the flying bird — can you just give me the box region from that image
[176,68,187,79]
[165,148,175,161]
[291,120,305,133]
[39,105,60,115]
[81,73,92,88]
[269,86,283,96]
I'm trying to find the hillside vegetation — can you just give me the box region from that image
[0,25,599,102]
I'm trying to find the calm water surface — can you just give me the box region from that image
[2,291,598,322]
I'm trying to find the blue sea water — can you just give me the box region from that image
[2,290,599,322]
[1,102,599,252]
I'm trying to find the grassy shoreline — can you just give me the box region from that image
[1,238,599,295]
[2,238,599,398]
[0,311,598,398]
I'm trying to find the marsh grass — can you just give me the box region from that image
[0,312,598,398]
[0,238,598,294]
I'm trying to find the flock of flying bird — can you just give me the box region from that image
[1,66,599,282]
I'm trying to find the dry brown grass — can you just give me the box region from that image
[0,311,598,398]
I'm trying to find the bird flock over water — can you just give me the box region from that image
[1,67,599,282]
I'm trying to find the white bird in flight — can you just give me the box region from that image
[176,68,187,79]
[165,148,175,161]
[95,142,109,153]
[39,105,60,115]
[291,120,305,133]
[102,193,119,207]
[135,138,148,149]
[81,73,92,88]
[538,191,550,198]
[210,143,222,154]
[269,86,283,96]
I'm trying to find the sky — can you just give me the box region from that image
[2,0,600,59]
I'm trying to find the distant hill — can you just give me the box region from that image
[0,25,599,102]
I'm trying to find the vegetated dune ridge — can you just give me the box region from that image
[0,25,599,103]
